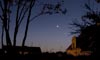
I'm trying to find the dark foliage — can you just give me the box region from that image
[70,2,100,57]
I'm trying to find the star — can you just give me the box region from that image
[56,25,59,28]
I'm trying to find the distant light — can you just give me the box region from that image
[4,50,7,54]
[97,23,100,26]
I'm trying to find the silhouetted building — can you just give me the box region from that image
[66,36,92,56]
[2,45,41,56]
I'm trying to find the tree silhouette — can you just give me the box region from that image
[70,1,100,56]
[0,0,66,47]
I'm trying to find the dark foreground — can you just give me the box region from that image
[0,46,97,60]
[0,53,97,60]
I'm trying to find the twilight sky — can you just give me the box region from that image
[0,0,100,52]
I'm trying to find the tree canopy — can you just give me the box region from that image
[70,1,100,56]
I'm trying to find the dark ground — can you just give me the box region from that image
[0,53,96,60]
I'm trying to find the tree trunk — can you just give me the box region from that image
[3,0,12,46]
[22,0,34,46]
[1,26,4,48]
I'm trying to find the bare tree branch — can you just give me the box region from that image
[0,15,3,21]
[30,12,43,22]
[18,0,27,22]
[0,1,4,12]
[7,2,11,31]
[18,6,29,26]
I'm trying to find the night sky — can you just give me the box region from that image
[0,0,100,52]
